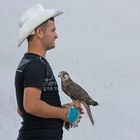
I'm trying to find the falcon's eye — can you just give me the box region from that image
[64,72,68,75]
[62,72,69,80]
[60,71,69,80]
[62,73,65,77]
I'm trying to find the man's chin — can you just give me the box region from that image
[46,45,55,51]
[51,45,55,49]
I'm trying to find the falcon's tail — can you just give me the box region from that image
[81,101,94,125]
[90,100,99,106]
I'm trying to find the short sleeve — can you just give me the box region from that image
[23,60,45,89]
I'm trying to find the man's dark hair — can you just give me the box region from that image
[27,17,54,42]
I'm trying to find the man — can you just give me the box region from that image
[15,4,81,140]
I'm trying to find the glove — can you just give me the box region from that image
[62,103,81,130]
[67,107,79,123]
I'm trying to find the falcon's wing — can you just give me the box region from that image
[63,80,92,102]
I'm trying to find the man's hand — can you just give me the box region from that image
[62,103,84,130]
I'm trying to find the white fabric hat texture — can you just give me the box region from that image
[18,4,63,47]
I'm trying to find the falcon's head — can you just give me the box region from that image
[58,71,70,81]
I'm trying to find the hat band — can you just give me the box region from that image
[30,30,35,35]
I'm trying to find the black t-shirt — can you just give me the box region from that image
[15,53,63,139]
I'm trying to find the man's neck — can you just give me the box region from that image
[27,42,47,58]
[27,50,46,58]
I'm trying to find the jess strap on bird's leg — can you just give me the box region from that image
[72,99,81,108]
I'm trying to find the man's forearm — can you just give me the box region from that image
[24,99,68,121]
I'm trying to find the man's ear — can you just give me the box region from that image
[35,27,44,39]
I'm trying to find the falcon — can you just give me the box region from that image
[58,71,99,125]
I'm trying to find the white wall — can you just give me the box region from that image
[0,0,140,139]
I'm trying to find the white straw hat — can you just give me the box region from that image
[18,4,63,47]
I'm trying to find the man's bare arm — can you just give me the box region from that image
[23,87,68,122]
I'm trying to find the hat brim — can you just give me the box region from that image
[18,9,63,47]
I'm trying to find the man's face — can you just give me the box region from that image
[41,20,58,50]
